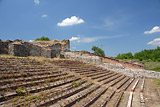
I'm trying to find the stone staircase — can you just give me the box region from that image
[0,56,145,107]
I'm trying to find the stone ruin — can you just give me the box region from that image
[64,52,160,79]
[73,51,145,69]
[0,39,70,58]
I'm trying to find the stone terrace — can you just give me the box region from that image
[0,56,158,107]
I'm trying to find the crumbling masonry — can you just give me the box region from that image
[0,39,70,58]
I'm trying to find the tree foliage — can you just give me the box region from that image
[35,36,50,41]
[116,52,133,59]
[91,46,105,57]
[116,47,160,62]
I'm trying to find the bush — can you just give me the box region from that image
[35,36,50,41]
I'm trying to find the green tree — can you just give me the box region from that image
[116,47,160,62]
[35,36,50,41]
[134,47,160,62]
[91,46,105,57]
[116,52,133,59]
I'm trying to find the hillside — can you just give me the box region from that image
[115,47,160,72]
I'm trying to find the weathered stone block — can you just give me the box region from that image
[29,45,41,56]
[9,44,29,57]
[41,49,52,58]
[51,50,57,58]
[0,41,9,54]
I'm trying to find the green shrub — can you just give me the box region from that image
[35,36,50,41]
[16,88,26,96]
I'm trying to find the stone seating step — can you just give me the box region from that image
[0,69,59,76]
[120,78,135,91]
[108,75,126,87]
[91,72,113,79]
[90,87,115,107]
[105,91,123,107]
[0,77,81,102]
[81,71,105,76]
[0,75,74,90]
[102,74,122,84]
[50,84,100,107]
[36,82,93,107]
[0,72,67,85]
[72,86,107,107]
[96,73,118,82]
[114,77,130,89]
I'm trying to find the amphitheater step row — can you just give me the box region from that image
[0,56,144,107]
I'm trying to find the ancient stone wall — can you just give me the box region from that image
[41,49,52,58]
[49,43,61,55]
[73,51,144,69]
[62,40,70,52]
[29,45,42,57]
[9,43,29,57]
[51,50,57,58]
[64,52,102,65]
[0,41,11,54]
[0,39,70,58]
[102,57,144,69]
[64,52,160,79]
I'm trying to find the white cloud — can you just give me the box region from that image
[80,37,98,43]
[69,37,80,41]
[104,18,115,27]
[41,14,48,18]
[92,15,130,31]
[92,18,115,30]
[34,0,40,5]
[69,35,122,43]
[80,36,116,43]
[29,40,33,42]
[144,26,160,34]
[57,16,84,26]
[147,38,160,46]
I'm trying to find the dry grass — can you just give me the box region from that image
[0,54,20,58]
[27,56,69,63]
[153,79,160,87]
[145,62,160,72]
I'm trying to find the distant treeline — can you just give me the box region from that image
[116,47,160,62]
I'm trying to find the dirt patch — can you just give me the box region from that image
[144,78,160,107]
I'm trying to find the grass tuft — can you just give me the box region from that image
[72,81,79,87]
[25,95,38,101]
[16,88,26,96]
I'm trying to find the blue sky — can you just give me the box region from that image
[0,0,160,56]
